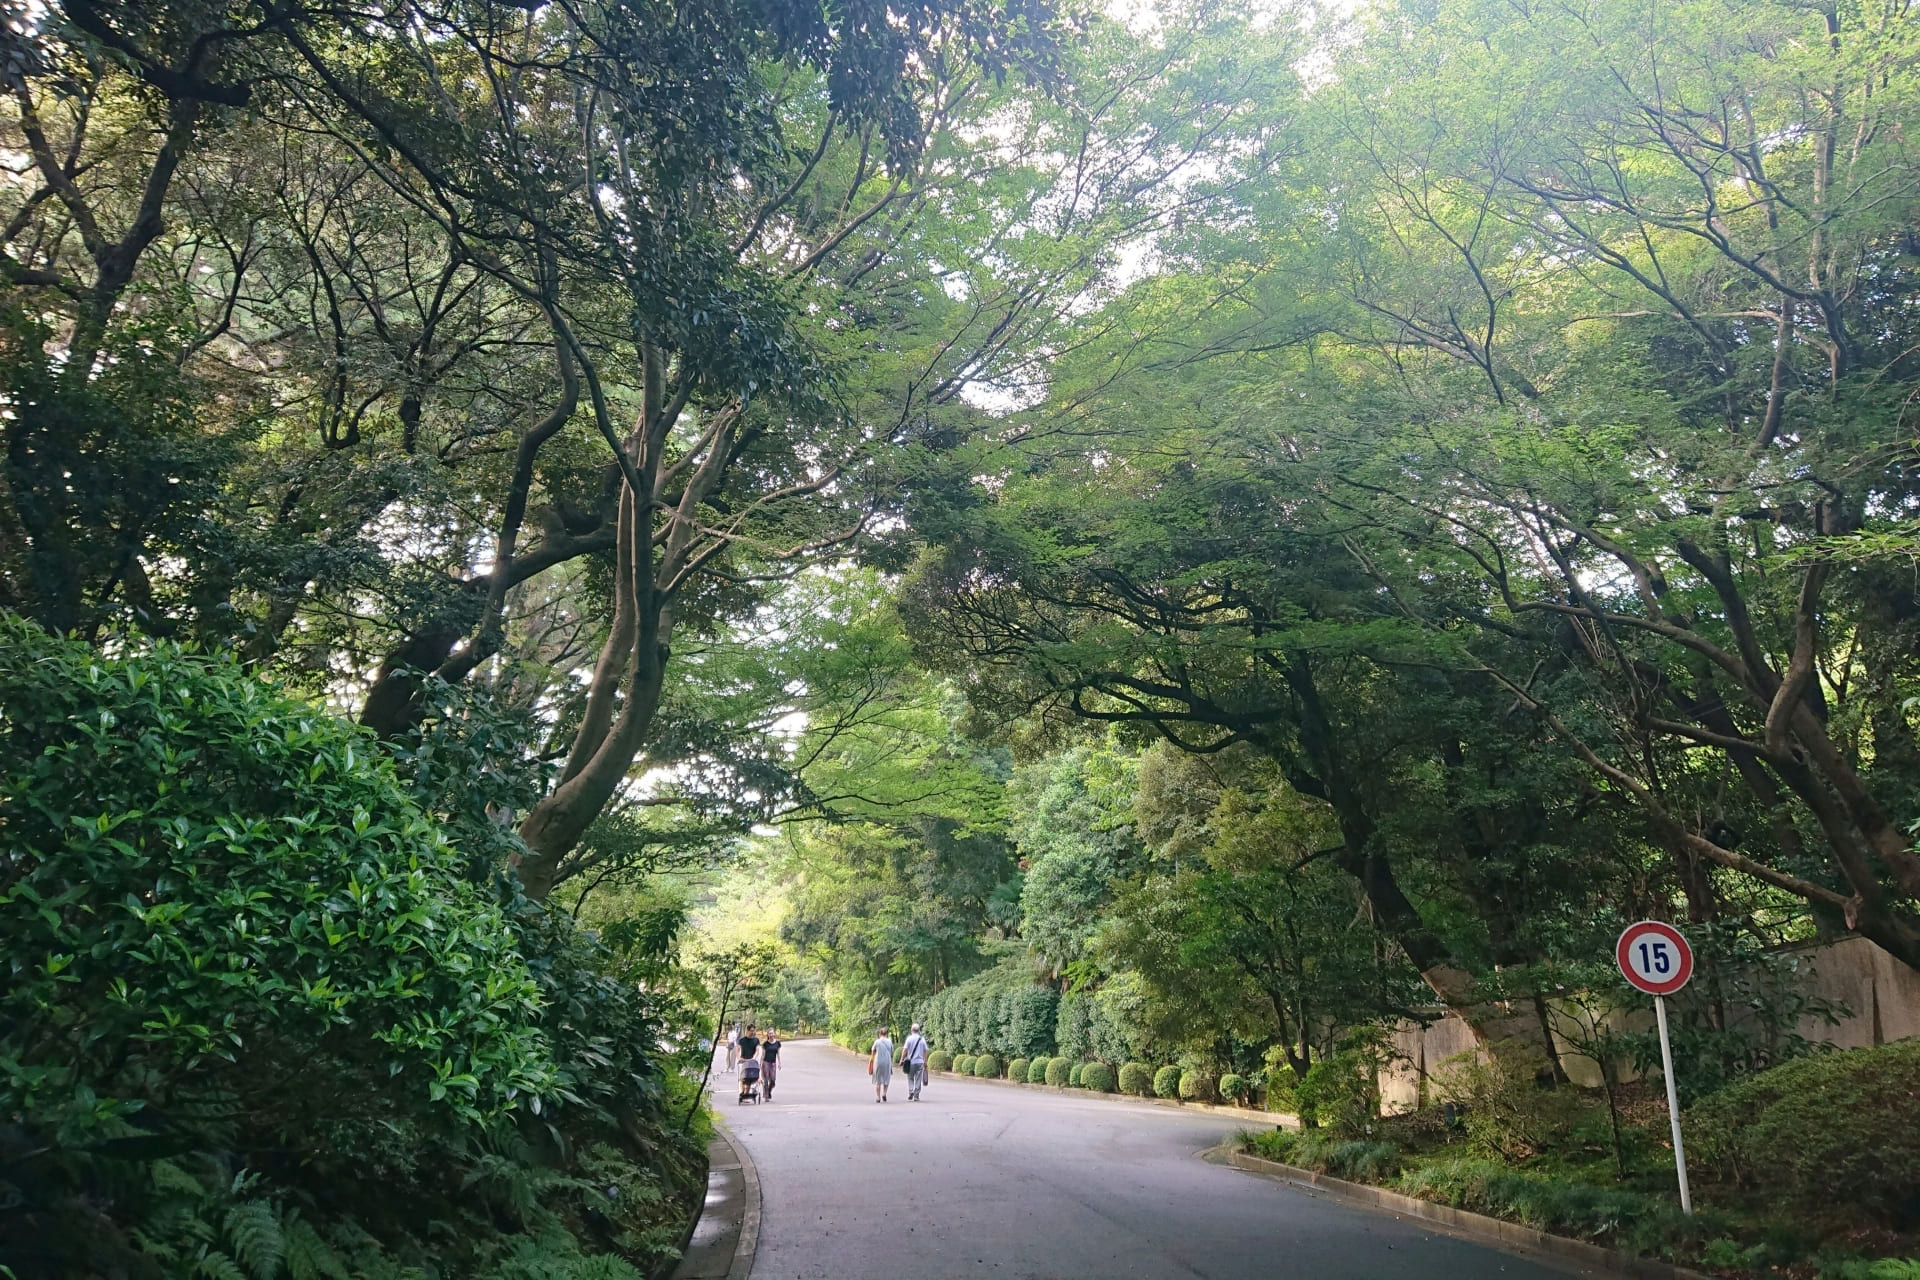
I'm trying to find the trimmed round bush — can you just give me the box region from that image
[1082,1062,1116,1093]
[1179,1070,1218,1102]
[1044,1057,1072,1087]
[1153,1065,1182,1098]
[1688,1039,1920,1227]
[1119,1062,1155,1096]
[1006,1056,1031,1084]
[927,1049,954,1074]
[953,1053,976,1076]
[1069,1062,1085,1087]
[973,1052,1002,1079]
[1027,1057,1049,1083]
[1219,1073,1249,1104]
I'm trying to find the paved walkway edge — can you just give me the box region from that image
[656,1133,711,1280]
[1219,1148,1711,1280]
[715,1113,761,1280]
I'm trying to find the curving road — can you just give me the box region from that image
[714,1039,1597,1280]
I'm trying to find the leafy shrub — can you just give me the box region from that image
[1120,1062,1155,1096]
[973,1053,1002,1078]
[1027,1057,1050,1083]
[1179,1071,1217,1102]
[1433,1052,1574,1160]
[1082,1062,1116,1092]
[1045,1057,1072,1087]
[1687,1039,1920,1228]
[1069,1062,1086,1087]
[1154,1065,1182,1098]
[920,964,1056,1060]
[0,624,702,1278]
[954,1053,976,1076]
[0,624,555,1137]
[1219,1073,1248,1103]
[1007,1056,1031,1083]
[1299,1048,1384,1138]
[928,1050,954,1073]
[1055,989,1092,1061]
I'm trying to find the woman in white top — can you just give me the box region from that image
[869,1028,894,1102]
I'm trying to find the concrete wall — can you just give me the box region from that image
[1376,936,1920,1114]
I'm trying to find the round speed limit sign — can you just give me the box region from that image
[1617,920,1694,996]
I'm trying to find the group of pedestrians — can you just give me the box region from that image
[866,1021,930,1102]
[722,1021,783,1103]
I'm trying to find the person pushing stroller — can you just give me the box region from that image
[736,1023,763,1104]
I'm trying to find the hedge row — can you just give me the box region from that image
[925,1051,1252,1108]
[910,963,1057,1061]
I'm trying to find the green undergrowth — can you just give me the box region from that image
[1237,1041,1920,1278]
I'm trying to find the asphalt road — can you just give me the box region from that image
[716,1039,1593,1280]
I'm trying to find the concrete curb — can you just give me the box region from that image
[715,1114,761,1280]
[655,1135,711,1280]
[671,1114,761,1280]
[1221,1148,1713,1280]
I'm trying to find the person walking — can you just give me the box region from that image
[725,1022,740,1074]
[737,1037,761,1104]
[868,1027,894,1102]
[899,1022,930,1101]
[760,1029,783,1100]
[738,1023,760,1068]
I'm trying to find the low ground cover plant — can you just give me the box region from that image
[1007,1056,1032,1083]
[1045,1057,1072,1086]
[1154,1066,1181,1098]
[1028,1058,1050,1083]
[1083,1062,1116,1093]
[973,1053,1003,1079]
[928,1050,954,1073]
[1120,1063,1155,1096]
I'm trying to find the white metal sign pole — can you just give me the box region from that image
[1652,994,1692,1216]
[1619,920,1695,1217]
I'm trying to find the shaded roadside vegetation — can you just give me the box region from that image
[1243,1039,1920,1277]
[9,0,1920,1274]
[1,626,707,1279]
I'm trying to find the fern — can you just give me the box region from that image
[223,1201,285,1280]
[194,1248,249,1280]
[283,1218,350,1280]
[149,1158,211,1200]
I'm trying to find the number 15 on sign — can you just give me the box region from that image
[1616,921,1695,1214]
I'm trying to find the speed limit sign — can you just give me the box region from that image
[1617,919,1696,1214]
[1616,920,1694,995]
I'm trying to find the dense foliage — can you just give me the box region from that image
[0,627,702,1278]
[1688,1040,1920,1229]
[11,0,1920,1269]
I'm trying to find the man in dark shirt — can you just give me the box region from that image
[737,1024,760,1063]
[760,1030,783,1100]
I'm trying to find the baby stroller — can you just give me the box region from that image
[737,1058,762,1104]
